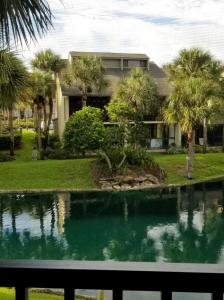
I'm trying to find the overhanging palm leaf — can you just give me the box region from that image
[0,0,53,46]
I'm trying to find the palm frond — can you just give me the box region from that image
[0,0,53,47]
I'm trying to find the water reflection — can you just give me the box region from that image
[0,180,224,263]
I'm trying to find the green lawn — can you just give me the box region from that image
[0,131,223,190]
[153,152,224,185]
[0,131,95,190]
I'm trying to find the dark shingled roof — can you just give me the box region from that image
[69,51,149,60]
[61,54,170,97]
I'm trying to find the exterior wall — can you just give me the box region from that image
[102,59,121,68]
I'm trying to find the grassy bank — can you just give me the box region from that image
[0,131,95,190]
[0,131,223,190]
[153,152,224,185]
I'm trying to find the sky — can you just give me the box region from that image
[21,0,224,67]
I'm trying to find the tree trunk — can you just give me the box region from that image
[203,118,207,153]
[37,102,43,159]
[43,97,53,150]
[43,102,47,132]
[82,92,87,107]
[33,103,38,132]
[8,109,14,156]
[186,130,194,179]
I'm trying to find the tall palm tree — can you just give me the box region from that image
[0,0,53,47]
[65,54,107,107]
[29,70,55,157]
[165,48,223,153]
[0,49,28,155]
[164,76,221,179]
[32,49,64,147]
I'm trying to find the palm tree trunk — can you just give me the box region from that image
[33,103,38,132]
[43,97,53,150]
[43,102,47,132]
[8,109,14,156]
[37,102,43,159]
[203,118,207,153]
[82,92,87,107]
[187,130,194,179]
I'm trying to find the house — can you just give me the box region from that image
[54,51,223,149]
[53,51,183,148]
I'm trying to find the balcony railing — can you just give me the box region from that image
[0,260,223,300]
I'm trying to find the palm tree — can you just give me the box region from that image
[0,0,52,47]
[32,49,64,147]
[164,76,221,179]
[107,67,159,122]
[0,49,28,155]
[29,71,55,157]
[165,48,223,153]
[65,55,107,107]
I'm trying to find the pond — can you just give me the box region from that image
[0,180,224,299]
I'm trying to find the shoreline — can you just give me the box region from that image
[0,174,223,194]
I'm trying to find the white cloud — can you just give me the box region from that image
[20,0,224,67]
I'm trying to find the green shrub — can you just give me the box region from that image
[13,118,34,129]
[103,126,125,148]
[98,145,126,171]
[0,153,15,162]
[127,123,151,147]
[63,107,105,156]
[194,144,204,153]
[207,146,222,153]
[0,134,22,150]
[167,145,187,154]
[45,148,75,160]
[48,134,61,149]
[125,146,156,167]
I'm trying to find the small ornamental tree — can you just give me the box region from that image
[63,107,105,156]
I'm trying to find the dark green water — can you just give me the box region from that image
[0,180,224,263]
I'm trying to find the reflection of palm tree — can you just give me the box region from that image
[162,183,224,263]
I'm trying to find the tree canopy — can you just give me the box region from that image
[65,55,107,107]
[107,67,159,122]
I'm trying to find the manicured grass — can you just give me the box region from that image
[0,131,95,190]
[0,131,223,190]
[153,152,224,185]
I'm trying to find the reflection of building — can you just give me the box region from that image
[54,51,223,149]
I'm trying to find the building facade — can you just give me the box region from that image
[54,51,223,149]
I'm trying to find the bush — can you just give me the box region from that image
[45,148,75,160]
[0,134,22,150]
[207,146,222,153]
[125,146,156,167]
[167,145,187,154]
[98,145,126,171]
[103,126,125,148]
[48,134,61,149]
[0,153,15,162]
[194,144,204,153]
[63,107,105,156]
[127,123,151,147]
[13,118,34,129]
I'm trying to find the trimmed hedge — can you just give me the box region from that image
[0,134,22,150]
